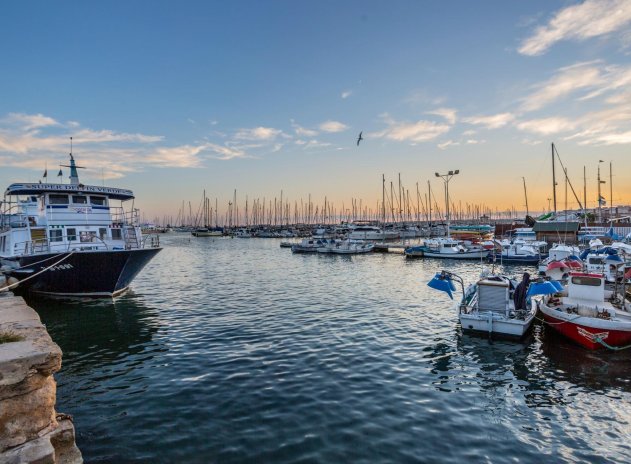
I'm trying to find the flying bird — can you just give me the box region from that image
[357,131,363,146]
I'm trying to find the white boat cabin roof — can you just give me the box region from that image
[5,183,134,201]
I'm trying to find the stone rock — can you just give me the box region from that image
[0,296,82,463]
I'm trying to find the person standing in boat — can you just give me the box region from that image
[513,272,531,311]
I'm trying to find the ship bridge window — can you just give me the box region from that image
[72,195,88,204]
[90,196,107,206]
[571,276,601,286]
[49,194,69,205]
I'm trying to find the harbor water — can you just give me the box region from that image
[29,235,631,463]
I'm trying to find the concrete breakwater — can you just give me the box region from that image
[0,294,82,464]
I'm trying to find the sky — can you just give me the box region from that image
[2,0,631,222]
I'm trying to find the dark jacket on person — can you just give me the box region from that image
[513,273,531,310]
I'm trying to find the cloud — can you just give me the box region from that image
[427,107,457,124]
[291,120,318,137]
[0,112,251,179]
[341,90,352,99]
[319,120,349,133]
[234,126,282,141]
[462,113,515,129]
[581,130,631,145]
[374,117,450,142]
[515,117,576,135]
[4,113,60,131]
[437,140,459,150]
[465,139,484,144]
[462,130,476,136]
[520,62,605,111]
[519,0,631,56]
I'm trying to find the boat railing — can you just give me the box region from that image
[14,238,51,255]
[110,207,140,226]
[12,236,112,255]
[141,233,161,249]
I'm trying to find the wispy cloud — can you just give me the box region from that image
[462,113,515,129]
[520,62,605,111]
[0,112,247,178]
[234,126,282,141]
[374,115,450,142]
[319,120,348,133]
[3,112,60,131]
[291,120,318,137]
[341,90,353,99]
[437,140,459,150]
[516,117,576,135]
[518,0,631,56]
[427,107,457,124]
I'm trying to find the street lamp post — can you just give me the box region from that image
[435,169,459,237]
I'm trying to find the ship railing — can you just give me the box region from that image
[110,207,140,227]
[14,238,51,255]
[141,233,161,249]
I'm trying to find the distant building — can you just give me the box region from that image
[533,221,580,243]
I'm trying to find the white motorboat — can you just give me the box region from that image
[317,239,374,254]
[428,270,536,338]
[422,237,488,259]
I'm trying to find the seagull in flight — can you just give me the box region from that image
[357,131,363,146]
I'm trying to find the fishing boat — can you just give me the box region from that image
[489,242,543,264]
[538,272,631,350]
[291,238,331,253]
[0,154,161,297]
[427,269,536,338]
[538,243,580,273]
[192,228,222,237]
[422,237,488,259]
[317,239,374,254]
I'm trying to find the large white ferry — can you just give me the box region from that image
[0,154,161,297]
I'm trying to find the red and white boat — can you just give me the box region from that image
[538,272,631,350]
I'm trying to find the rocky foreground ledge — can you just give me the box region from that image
[0,294,82,464]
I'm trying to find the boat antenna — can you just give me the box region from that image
[60,137,86,185]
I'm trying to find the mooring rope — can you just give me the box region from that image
[594,336,631,351]
[0,251,76,292]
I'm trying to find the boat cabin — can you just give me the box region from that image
[565,272,605,305]
[1,181,145,258]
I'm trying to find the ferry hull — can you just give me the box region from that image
[4,248,161,298]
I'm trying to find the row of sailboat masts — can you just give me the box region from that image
[175,194,530,229]
[550,142,615,222]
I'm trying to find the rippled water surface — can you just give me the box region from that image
[31,234,631,463]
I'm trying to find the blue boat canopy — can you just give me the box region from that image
[527,281,559,297]
[427,272,457,299]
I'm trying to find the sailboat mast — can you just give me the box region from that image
[428,180,432,225]
[522,177,529,217]
[381,174,386,225]
[610,161,613,219]
[583,166,587,220]
[551,143,557,216]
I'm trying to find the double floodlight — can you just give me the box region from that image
[435,169,460,177]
